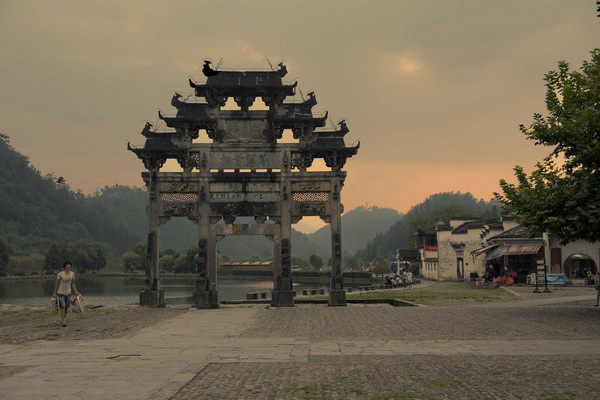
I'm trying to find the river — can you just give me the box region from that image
[0,276,312,306]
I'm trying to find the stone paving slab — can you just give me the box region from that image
[2,304,600,399]
[241,304,600,340]
[171,355,600,400]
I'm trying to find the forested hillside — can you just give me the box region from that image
[0,134,139,257]
[0,134,398,268]
[356,192,501,260]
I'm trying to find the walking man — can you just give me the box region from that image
[52,261,79,327]
[595,271,600,307]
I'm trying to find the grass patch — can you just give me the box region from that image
[283,384,332,400]
[348,282,516,305]
[370,391,434,400]
[283,382,369,399]
[541,390,578,400]
[422,378,466,389]
[0,309,47,319]
[295,282,517,305]
[38,333,59,340]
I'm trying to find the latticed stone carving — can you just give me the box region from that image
[161,193,198,204]
[292,192,329,202]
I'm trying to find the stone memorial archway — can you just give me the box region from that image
[128,63,359,308]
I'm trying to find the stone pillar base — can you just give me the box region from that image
[139,290,165,307]
[271,289,295,307]
[192,290,219,309]
[328,289,346,306]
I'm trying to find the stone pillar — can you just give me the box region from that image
[329,182,346,306]
[140,168,165,307]
[193,182,219,308]
[272,179,294,307]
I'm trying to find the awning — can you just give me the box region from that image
[481,243,542,260]
[471,244,499,258]
[501,244,542,256]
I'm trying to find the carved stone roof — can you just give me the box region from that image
[129,64,359,171]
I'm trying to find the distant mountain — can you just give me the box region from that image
[355,192,501,261]
[306,206,403,260]
[0,133,402,262]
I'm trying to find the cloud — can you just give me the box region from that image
[235,41,263,63]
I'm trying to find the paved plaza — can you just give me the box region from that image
[1,293,600,399]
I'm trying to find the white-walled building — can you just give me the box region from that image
[416,217,504,281]
[415,214,599,282]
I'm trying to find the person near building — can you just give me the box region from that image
[52,261,79,327]
[594,271,600,306]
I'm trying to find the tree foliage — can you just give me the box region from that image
[498,49,600,243]
[343,252,360,271]
[371,256,389,277]
[0,237,9,276]
[121,251,144,272]
[309,254,323,271]
[44,243,69,274]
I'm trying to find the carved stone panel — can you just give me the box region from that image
[159,182,199,192]
[291,181,331,192]
[210,192,280,202]
[209,182,280,192]
[211,202,280,222]
[208,152,281,169]
[292,201,329,217]
[218,119,268,143]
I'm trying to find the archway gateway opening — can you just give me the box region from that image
[128,63,359,308]
[563,253,597,278]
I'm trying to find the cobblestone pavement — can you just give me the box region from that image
[172,355,600,400]
[241,304,600,340]
[2,303,600,399]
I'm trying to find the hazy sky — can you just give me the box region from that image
[1,1,598,231]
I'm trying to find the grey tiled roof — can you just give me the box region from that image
[451,219,501,234]
[487,225,540,240]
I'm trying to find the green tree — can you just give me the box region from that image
[68,239,106,272]
[44,243,69,274]
[343,252,360,271]
[498,49,600,243]
[216,251,225,270]
[173,253,190,273]
[292,257,310,270]
[309,254,323,272]
[7,253,44,276]
[371,256,389,283]
[132,242,147,257]
[159,255,175,272]
[0,238,9,276]
[120,251,144,272]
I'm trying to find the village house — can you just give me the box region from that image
[413,214,599,282]
[415,217,504,281]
